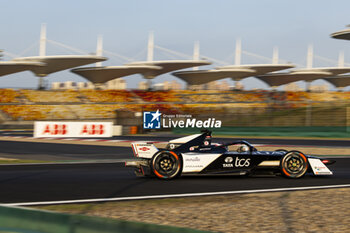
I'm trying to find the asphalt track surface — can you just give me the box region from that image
[0,134,349,204]
[0,160,349,204]
[0,140,131,161]
[0,135,349,162]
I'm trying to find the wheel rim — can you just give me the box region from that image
[153,152,180,178]
[283,153,305,175]
[159,156,175,172]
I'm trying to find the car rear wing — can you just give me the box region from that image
[131,143,159,159]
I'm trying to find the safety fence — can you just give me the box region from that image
[0,205,211,233]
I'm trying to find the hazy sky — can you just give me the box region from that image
[1,0,350,90]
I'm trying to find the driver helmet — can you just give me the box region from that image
[237,145,249,153]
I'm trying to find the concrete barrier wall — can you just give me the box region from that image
[0,205,210,233]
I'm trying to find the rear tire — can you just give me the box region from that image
[280,151,308,178]
[151,151,182,179]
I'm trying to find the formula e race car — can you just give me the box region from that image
[125,130,335,179]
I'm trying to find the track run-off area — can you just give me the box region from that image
[0,131,349,206]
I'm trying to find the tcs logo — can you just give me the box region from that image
[43,124,67,135]
[80,124,105,135]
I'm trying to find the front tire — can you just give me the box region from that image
[151,151,182,179]
[280,151,308,178]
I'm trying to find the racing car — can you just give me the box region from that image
[125,130,335,179]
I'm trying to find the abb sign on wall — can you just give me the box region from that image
[34,121,113,138]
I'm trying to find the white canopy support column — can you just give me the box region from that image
[193,41,200,71]
[146,31,154,89]
[39,23,47,89]
[147,31,154,62]
[306,44,313,92]
[305,81,312,92]
[235,38,241,66]
[272,47,279,64]
[233,39,241,89]
[338,51,345,67]
[307,44,313,69]
[96,35,103,67]
[39,23,47,57]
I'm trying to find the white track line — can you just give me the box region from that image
[2,184,350,206]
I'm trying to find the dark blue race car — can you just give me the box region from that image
[126,130,335,179]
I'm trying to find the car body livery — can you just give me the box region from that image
[126,130,335,179]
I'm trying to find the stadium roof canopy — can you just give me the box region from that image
[0,61,44,77]
[12,55,107,77]
[125,60,211,79]
[71,65,162,83]
[172,68,255,85]
[256,70,332,87]
[297,67,350,75]
[256,67,350,88]
[324,75,350,88]
[331,26,350,40]
[172,64,294,85]
[216,64,295,75]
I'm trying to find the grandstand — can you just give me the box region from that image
[20,90,82,103]
[0,89,348,128]
[0,89,21,103]
[132,90,182,102]
[81,90,134,103]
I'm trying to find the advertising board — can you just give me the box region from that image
[34,121,113,138]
